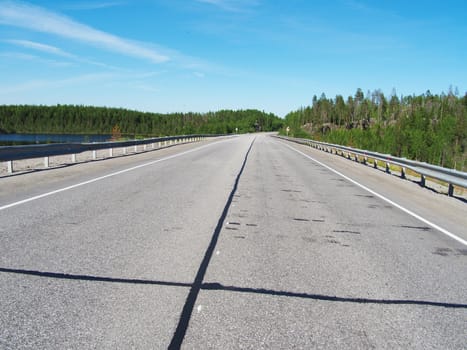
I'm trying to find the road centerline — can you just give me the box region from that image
[168,137,256,349]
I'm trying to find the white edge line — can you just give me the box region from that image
[281,142,467,247]
[0,139,229,212]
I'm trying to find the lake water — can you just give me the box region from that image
[0,133,112,146]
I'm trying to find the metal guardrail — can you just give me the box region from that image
[0,134,220,173]
[275,135,467,197]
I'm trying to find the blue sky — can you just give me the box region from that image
[0,0,466,117]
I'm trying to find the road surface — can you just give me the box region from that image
[1,134,466,349]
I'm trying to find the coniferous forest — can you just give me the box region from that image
[0,88,466,170]
[0,105,283,136]
[283,89,467,171]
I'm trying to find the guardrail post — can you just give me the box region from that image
[448,184,454,197]
[123,147,127,155]
[420,174,426,188]
[134,144,138,152]
[373,160,378,169]
[386,162,391,174]
[109,148,113,157]
[363,156,367,165]
[92,150,97,160]
[143,144,147,151]
[7,161,13,173]
[44,157,49,168]
[72,154,76,163]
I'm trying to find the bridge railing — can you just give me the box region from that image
[275,135,467,197]
[1,134,220,173]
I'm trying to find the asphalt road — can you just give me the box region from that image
[1,134,466,349]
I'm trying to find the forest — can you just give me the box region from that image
[283,89,467,171]
[0,105,283,136]
[1,89,466,171]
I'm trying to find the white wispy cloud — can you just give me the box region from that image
[5,39,74,58]
[4,38,127,70]
[63,1,126,10]
[196,0,259,12]
[0,51,37,60]
[0,70,165,94]
[0,51,73,67]
[127,82,159,93]
[0,72,118,94]
[0,1,169,63]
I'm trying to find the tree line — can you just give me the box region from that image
[0,105,283,136]
[1,91,465,170]
[284,89,467,171]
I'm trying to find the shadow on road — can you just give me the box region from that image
[1,267,466,310]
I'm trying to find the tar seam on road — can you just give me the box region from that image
[0,139,231,212]
[280,141,467,247]
[168,137,256,350]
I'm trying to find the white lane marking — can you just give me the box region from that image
[282,142,467,247]
[0,139,230,212]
